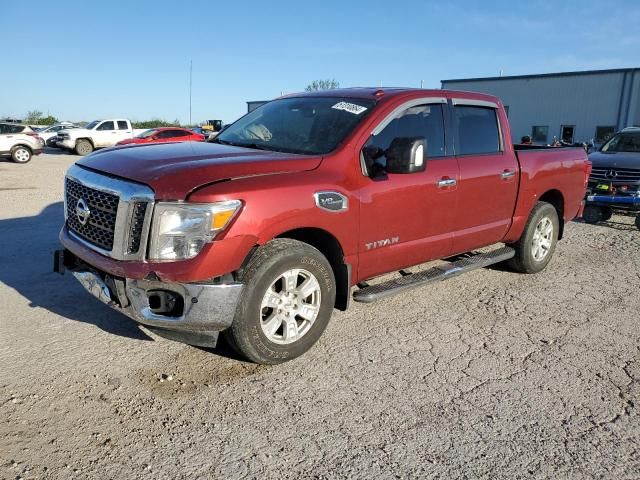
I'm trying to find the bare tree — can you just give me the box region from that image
[305,79,340,92]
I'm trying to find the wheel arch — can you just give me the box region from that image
[11,143,33,153]
[76,137,95,146]
[539,189,565,239]
[274,227,351,311]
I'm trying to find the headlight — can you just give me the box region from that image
[148,200,242,261]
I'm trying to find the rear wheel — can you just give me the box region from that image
[600,207,613,222]
[582,205,603,224]
[11,146,32,163]
[224,239,336,364]
[75,139,93,156]
[508,202,559,274]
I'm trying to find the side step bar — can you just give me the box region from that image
[353,246,515,303]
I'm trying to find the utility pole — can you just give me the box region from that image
[420,79,424,89]
[189,60,193,126]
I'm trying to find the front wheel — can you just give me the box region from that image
[508,202,559,274]
[75,139,93,156]
[224,239,336,364]
[582,205,603,224]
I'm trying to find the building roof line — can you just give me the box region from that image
[441,67,639,84]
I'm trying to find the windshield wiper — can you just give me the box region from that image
[215,139,277,152]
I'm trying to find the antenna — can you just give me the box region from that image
[189,60,193,126]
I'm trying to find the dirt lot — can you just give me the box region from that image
[0,151,639,479]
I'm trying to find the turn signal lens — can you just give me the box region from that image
[212,209,236,230]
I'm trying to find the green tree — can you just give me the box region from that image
[305,79,340,91]
[39,115,58,125]
[132,118,182,129]
[25,110,43,124]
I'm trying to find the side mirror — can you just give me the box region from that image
[385,137,426,174]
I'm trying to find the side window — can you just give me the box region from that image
[365,103,446,165]
[454,106,501,155]
[117,121,129,130]
[531,126,549,143]
[157,130,180,139]
[97,121,115,131]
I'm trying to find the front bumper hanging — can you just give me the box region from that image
[54,249,243,347]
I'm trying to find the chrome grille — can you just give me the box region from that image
[64,165,155,260]
[590,167,640,183]
[65,178,119,250]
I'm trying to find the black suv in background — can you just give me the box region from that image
[584,127,640,230]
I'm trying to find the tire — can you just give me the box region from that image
[11,146,32,163]
[601,207,613,222]
[224,238,336,364]
[582,205,603,224]
[508,201,559,274]
[635,214,640,231]
[75,139,93,156]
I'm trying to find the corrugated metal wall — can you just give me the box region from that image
[442,70,639,144]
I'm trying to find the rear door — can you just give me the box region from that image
[450,99,519,253]
[357,98,460,280]
[115,120,133,142]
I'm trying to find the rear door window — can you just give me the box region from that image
[117,121,129,130]
[0,124,26,134]
[453,106,501,155]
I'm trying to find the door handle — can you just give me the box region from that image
[437,178,457,188]
[501,170,516,179]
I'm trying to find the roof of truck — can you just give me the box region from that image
[281,87,501,105]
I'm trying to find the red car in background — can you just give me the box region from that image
[115,127,204,146]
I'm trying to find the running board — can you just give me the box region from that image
[353,247,515,303]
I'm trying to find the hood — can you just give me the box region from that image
[588,151,640,169]
[76,141,323,199]
[60,128,89,137]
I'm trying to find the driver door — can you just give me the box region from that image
[93,121,116,147]
[357,100,460,280]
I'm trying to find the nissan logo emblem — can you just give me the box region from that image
[75,198,91,226]
[605,170,618,179]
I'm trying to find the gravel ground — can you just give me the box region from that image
[1,151,639,479]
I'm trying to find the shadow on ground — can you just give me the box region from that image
[573,216,639,232]
[0,202,152,340]
[0,202,247,360]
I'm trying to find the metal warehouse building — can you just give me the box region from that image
[441,68,640,145]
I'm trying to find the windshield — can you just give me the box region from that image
[216,97,376,155]
[601,132,640,153]
[84,120,100,130]
[137,129,158,139]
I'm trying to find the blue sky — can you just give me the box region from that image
[3,0,639,125]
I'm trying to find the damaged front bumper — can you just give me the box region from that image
[54,249,243,347]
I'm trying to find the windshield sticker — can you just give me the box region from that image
[331,102,368,115]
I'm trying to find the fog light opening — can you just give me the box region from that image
[147,290,185,317]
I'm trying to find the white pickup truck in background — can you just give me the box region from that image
[56,119,147,155]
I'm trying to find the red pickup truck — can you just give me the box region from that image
[54,88,589,364]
